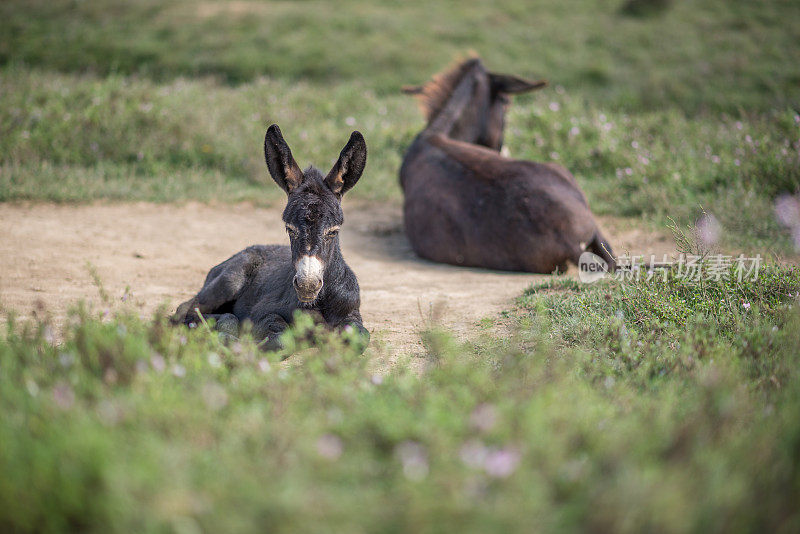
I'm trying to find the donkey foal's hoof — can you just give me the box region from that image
[258,335,284,352]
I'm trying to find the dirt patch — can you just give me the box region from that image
[0,201,675,360]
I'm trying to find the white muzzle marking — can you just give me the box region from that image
[294,255,324,302]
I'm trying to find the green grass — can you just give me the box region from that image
[2,0,799,112]
[2,266,800,532]
[518,263,800,386]
[2,67,797,252]
[0,69,416,204]
[2,0,799,252]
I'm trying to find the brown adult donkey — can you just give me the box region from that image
[400,57,615,273]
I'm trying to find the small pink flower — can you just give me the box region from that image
[42,325,55,345]
[774,195,800,228]
[742,302,751,310]
[207,352,222,368]
[483,447,521,478]
[104,368,118,384]
[469,403,498,433]
[52,382,75,410]
[316,434,343,460]
[395,441,428,481]
[150,353,166,373]
[696,213,721,246]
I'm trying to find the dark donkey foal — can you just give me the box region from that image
[171,125,369,351]
[400,57,614,273]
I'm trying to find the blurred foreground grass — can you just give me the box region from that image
[2,264,799,532]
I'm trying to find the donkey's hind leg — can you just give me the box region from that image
[171,296,200,326]
[171,254,250,325]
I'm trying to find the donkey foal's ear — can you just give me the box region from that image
[264,124,304,193]
[489,73,548,94]
[325,131,367,196]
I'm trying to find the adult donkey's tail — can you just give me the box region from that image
[587,231,616,272]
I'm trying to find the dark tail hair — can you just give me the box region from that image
[587,232,616,271]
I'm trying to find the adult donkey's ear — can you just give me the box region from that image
[264,124,304,193]
[325,131,367,196]
[489,73,548,94]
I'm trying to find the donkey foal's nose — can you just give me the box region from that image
[293,275,323,293]
[294,255,324,301]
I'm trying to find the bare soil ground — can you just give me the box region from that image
[0,202,674,359]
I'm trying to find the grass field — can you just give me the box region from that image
[3,264,800,532]
[2,0,800,531]
[3,0,799,111]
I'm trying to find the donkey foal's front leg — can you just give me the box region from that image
[336,312,370,354]
[202,313,240,344]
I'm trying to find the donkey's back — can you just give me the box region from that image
[403,134,612,273]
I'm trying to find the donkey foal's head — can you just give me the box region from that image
[264,124,367,304]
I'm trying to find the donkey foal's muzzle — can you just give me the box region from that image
[293,255,324,302]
